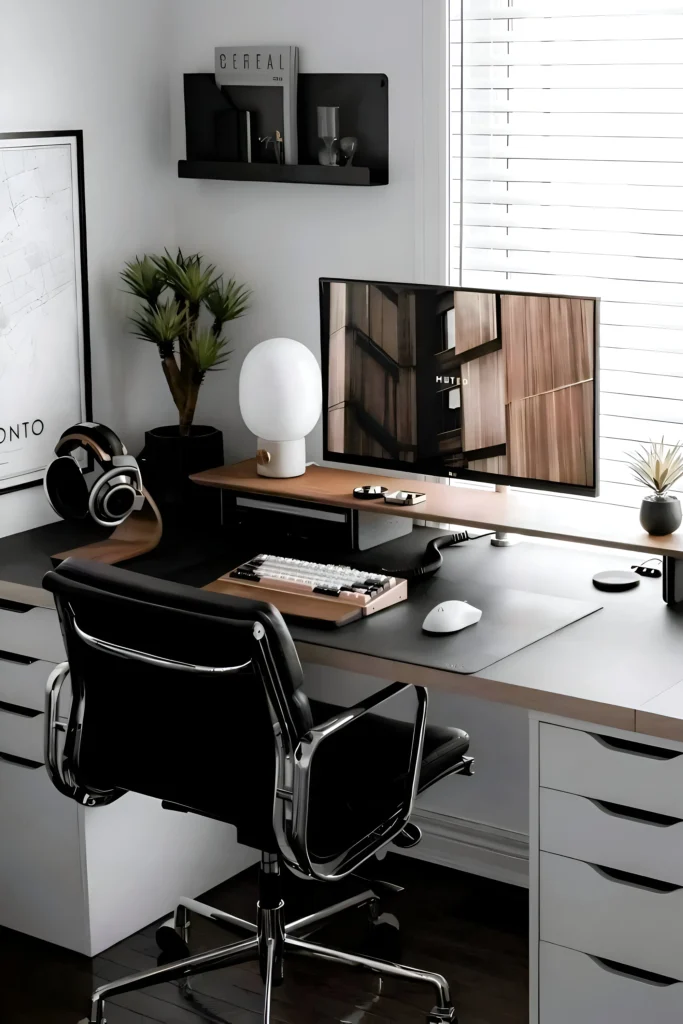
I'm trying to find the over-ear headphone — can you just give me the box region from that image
[44,423,144,528]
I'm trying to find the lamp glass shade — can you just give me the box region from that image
[239,338,322,443]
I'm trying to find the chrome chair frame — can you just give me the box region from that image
[47,604,472,1024]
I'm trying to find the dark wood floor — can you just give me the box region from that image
[0,855,528,1024]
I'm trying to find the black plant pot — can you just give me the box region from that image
[138,425,224,525]
[639,494,682,536]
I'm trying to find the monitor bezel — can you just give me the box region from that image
[319,276,600,498]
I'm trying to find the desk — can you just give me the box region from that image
[2,518,683,1021]
[3,518,680,737]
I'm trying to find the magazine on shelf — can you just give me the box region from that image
[215,46,299,165]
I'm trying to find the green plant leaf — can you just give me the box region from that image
[120,256,166,305]
[152,250,221,304]
[188,326,231,375]
[130,299,186,350]
[204,277,252,327]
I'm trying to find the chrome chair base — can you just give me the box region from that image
[86,886,457,1024]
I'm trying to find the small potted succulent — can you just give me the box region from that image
[121,249,250,520]
[626,438,683,536]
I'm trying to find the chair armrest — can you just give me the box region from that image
[303,681,412,743]
[44,661,121,807]
[278,682,428,883]
[44,662,78,801]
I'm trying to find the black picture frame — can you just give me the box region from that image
[319,276,600,499]
[0,130,92,496]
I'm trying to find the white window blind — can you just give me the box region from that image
[450,0,683,505]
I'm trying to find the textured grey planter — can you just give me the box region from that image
[639,494,682,536]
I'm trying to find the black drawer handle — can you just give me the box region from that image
[592,863,682,894]
[0,598,33,614]
[0,699,41,719]
[0,750,42,769]
[0,649,37,666]
[593,734,682,761]
[591,799,682,828]
[589,955,679,988]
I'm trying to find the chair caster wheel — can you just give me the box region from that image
[427,1006,457,1023]
[156,921,190,962]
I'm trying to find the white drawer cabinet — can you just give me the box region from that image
[539,942,683,1024]
[0,653,53,712]
[539,722,683,818]
[0,705,44,763]
[0,605,64,663]
[540,787,683,887]
[532,717,683,1024]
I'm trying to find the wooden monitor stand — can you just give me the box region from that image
[51,488,163,567]
[191,459,683,604]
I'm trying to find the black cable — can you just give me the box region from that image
[382,531,472,581]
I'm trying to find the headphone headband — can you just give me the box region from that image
[55,422,127,463]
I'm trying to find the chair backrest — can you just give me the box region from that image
[43,558,314,847]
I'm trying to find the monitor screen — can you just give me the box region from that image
[320,278,599,496]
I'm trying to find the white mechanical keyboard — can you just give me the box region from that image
[228,554,399,607]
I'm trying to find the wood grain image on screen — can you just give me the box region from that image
[500,294,595,488]
[327,280,418,462]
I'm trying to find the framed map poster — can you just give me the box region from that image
[0,130,91,495]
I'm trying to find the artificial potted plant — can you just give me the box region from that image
[626,438,683,536]
[121,249,250,520]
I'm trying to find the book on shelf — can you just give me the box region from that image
[215,46,299,165]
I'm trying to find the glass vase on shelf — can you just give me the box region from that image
[317,106,340,166]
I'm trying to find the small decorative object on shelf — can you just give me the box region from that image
[317,105,340,166]
[340,136,358,166]
[239,338,322,478]
[120,249,251,520]
[626,437,683,535]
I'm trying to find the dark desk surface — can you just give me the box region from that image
[2,520,683,740]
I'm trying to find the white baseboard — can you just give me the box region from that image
[398,808,529,888]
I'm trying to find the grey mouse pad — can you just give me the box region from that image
[292,577,602,675]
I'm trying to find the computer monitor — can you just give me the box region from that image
[320,278,599,497]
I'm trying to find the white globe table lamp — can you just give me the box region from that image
[239,337,322,478]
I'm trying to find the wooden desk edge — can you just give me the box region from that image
[294,641,637,734]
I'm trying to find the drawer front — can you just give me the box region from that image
[0,706,44,764]
[540,852,683,981]
[540,722,683,818]
[540,788,683,887]
[0,654,52,712]
[539,941,683,1024]
[0,606,64,663]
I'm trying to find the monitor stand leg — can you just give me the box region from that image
[491,485,520,547]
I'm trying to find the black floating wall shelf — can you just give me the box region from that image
[179,72,389,187]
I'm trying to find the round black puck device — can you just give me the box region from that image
[353,485,388,500]
[592,570,641,593]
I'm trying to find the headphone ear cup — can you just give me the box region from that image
[44,456,90,520]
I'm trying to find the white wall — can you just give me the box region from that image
[0,0,176,537]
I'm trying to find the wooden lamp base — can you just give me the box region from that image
[51,487,163,567]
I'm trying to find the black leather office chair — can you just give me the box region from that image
[43,559,474,1024]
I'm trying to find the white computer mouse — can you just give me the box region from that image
[422,600,482,635]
